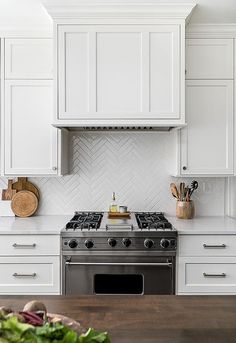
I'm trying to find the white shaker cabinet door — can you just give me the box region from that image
[3,80,58,176]
[180,80,233,175]
[186,39,234,80]
[57,24,181,121]
[5,39,53,79]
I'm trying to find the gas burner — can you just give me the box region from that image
[65,212,103,231]
[135,212,173,230]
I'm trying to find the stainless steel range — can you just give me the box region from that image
[62,211,177,295]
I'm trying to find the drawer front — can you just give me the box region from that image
[186,38,233,79]
[0,256,60,294]
[5,39,53,79]
[179,235,236,257]
[0,235,60,256]
[178,257,236,293]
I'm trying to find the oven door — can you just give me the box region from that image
[63,254,175,295]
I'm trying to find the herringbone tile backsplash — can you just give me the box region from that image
[0,131,226,216]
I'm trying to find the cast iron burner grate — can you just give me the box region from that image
[135,212,172,230]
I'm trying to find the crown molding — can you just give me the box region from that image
[186,24,236,38]
[42,2,196,21]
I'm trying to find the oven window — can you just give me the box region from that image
[94,274,143,294]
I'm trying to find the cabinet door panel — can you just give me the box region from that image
[58,32,89,116]
[4,80,58,175]
[178,257,236,294]
[186,39,233,80]
[96,32,141,113]
[149,27,180,117]
[5,39,53,79]
[57,25,181,121]
[0,256,60,294]
[180,80,233,175]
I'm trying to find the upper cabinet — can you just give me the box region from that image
[42,2,196,128]
[5,39,53,79]
[58,25,181,122]
[175,37,234,176]
[185,39,234,80]
[1,38,68,177]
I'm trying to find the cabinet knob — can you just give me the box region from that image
[52,166,58,171]
[182,166,187,171]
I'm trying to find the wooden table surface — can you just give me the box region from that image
[1,295,236,343]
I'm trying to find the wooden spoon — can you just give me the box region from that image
[170,183,179,200]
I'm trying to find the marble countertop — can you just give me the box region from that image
[168,216,236,234]
[0,215,71,234]
[0,215,235,235]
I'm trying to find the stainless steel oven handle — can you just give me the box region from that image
[65,262,172,266]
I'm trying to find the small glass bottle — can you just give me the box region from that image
[109,192,118,213]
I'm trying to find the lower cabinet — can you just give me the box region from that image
[177,234,236,294]
[0,234,60,294]
[178,256,236,294]
[0,256,60,294]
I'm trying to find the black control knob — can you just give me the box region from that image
[85,239,94,249]
[122,238,132,248]
[160,238,170,249]
[108,238,117,247]
[68,239,78,249]
[144,239,154,249]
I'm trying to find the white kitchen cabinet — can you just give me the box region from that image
[0,234,61,295]
[3,80,60,176]
[179,79,234,175]
[0,234,60,294]
[2,38,68,176]
[178,256,236,294]
[56,24,183,124]
[177,234,236,294]
[0,234,60,256]
[0,256,59,294]
[5,39,53,79]
[186,39,234,80]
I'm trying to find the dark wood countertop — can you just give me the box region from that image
[1,295,236,343]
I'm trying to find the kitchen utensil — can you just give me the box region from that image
[189,180,199,197]
[180,182,185,201]
[11,190,38,217]
[2,180,16,200]
[170,183,179,200]
[176,200,195,219]
[12,177,39,199]
[119,206,128,213]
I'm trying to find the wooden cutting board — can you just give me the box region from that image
[11,190,38,217]
[12,177,39,199]
[108,212,131,219]
[2,179,17,200]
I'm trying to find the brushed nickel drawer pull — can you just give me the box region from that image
[203,244,226,249]
[12,243,36,248]
[13,272,36,277]
[203,272,226,278]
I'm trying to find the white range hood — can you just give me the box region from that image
[42,1,196,130]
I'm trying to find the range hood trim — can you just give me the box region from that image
[42,2,196,22]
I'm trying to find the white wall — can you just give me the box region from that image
[0,0,235,31]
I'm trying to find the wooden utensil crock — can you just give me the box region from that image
[176,200,195,219]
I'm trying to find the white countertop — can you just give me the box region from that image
[0,215,71,234]
[168,216,236,235]
[0,215,236,235]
